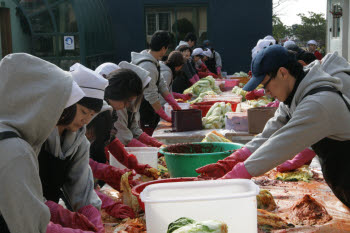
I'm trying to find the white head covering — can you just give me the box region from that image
[70,63,108,100]
[203,49,212,58]
[283,40,296,47]
[307,40,317,46]
[118,61,151,88]
[95,62,120,78]
[65,80,85,108]
[192,48,205,56]
[252,39,274,58]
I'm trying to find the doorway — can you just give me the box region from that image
[0,8,12,57]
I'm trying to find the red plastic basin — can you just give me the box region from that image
[131,177,197,211]
[191,101,239,117]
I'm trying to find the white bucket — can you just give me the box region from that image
[140,179,259,233]
[109,147,158,178]
[164,103,190,117]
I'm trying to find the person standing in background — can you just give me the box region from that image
[307,40,323,60]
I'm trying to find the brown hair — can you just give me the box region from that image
[165,51,185,74]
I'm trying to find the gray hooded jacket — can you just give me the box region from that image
[114,62,152,145]
[244,58,350,176]
[42,126,102,211]
[0,53,73,233]
[159,61,173,106]
[131,50,169,105]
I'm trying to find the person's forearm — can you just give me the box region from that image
[151,101,162,112]
[160,90,171,99]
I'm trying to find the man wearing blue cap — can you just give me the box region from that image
[197,44,350,208]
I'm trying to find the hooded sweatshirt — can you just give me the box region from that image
[131,50,169,105]
[42,126,102,211]
[159,61,173,106]
[244,63,350,176]
[0,53,73,233]
[114,62,152,145]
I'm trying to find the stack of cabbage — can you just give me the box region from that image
[202,131,232,142]
[189,91,217,104]
[232,71,248,77]
[184,76,221,97]
[232,86,248,101]
[168,217,228,233]
[202,102,233,129]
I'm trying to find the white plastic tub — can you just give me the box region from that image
[110,147,158,178]
[225,112,248,132]
[140,179,259,233]
[164,103,190,117]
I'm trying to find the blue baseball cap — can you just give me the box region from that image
[243,44,296,91]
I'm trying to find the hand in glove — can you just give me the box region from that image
[164,94,181,110]
[45,201,97,232]
[89,158,135,191]
[126,138,148,147]
[156,108,172,122]
[46,222,95,233]
[220,162,252,179]
[138,132,163,147]
[276,148,316,172]
[95,190,135,219]
[189,75,198,85]
[173,92,192,101]
[106,138,158,178]
[195,147,251,179]
[216,66,222,76]
[264,100,280,108]
[245,89,265,100]
[77,205,104,233]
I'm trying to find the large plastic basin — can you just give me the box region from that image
[159,142,243,177]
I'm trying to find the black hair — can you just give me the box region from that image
[78,97,103,113]
[87,110,113,164]
[184,32,197,43]
[165,51,185,75]
[105,68,143,101]
[298,52,317,65]
[57,104,77,126]
[150,30,171,51]
[176,45,192,55]
[267,51,305,81]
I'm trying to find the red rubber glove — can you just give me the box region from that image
[208,72,218,79]
[276,148,316,172]
[164,94,181,110]
[138,132,163,147]
[173,92,192,101]
[189,75,198,85]
[46,222,95,233]
[77,205,104,233]
[106,138,156,178]
[194,74,200,82]
[195,147,251,179]
[95,190,135,219]
[264,100,280,107]
[220,162,252,179]
[45,201,97,232]
[156,108,172,122]
[89,158,134,191]
[245,89,265,100]
[126,138,148,147]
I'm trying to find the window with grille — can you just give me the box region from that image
[146,12,170,35]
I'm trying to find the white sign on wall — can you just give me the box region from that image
[64,36,75,50]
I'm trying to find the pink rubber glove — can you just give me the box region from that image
[276,148,316,172]
[138,132,163,147]
[196,147,252,179]
[46,222,95,233]
[220,162,252,179]
[156,108,172,122]
[216,66,222,75]
[245,89,265,100]
[106,138,156,178]
[126,138,148,147]
[77,205,104,233]
[95,190,135,219]
[189,75,197,85]
[173,92,192,101]
[164,94,181,110]
[89,158,134,191]
[46,201,97,232]
[194,74,200,82]
[264,100,280,107]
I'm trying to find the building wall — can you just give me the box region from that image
[1,0,31,59]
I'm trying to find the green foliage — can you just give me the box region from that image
[272,15,290,40]
[294,12,326,46]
